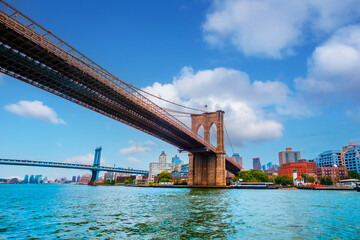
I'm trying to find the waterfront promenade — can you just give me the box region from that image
[1,184,359,239]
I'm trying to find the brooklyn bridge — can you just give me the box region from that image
[0,0,241,186]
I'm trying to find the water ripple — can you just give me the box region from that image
[0,185,359,239]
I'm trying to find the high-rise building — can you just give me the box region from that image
[106,172,115,181]
[72,176,76,182]
[172,155,183,165]
[267,162,273,170]
[34,175,42,184]
[23,175,29,184]
[77,175,80,182]
[231,153,243,169]
[252,158,261,170]
[278,160,316,177]
[181,164,189,172]
[29,175,35,183]
[149,151,174,182]
[261,165,266,171]
[80,173,92,183]
[342,142,360,173]
[279,148,300,165]
[42,177,48,183]
[315,150,342,167]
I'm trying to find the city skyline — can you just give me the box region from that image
[2,0,360,179]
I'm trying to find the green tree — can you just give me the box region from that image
[237,171,256,181]
[307,176,316,183]
[181,180,187,185]
[124,178,133,184]
[110,179,115,185]
[320,177,333,185]
[174,179,179,185]
[234,170,270,182]
[274,175,293,185]
[249,169,269,182]
[158,171,172,182]
[348,171,360,180]
[301,173,307,182]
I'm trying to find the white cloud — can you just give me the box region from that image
[295,25,360,102]
[9,176,22,180]
[64,153,108,167]
[203,0,360,58]
[119,140,155,155]
[143,67,286,146]
[64,154,94,165]
[5,100,65,125]
[127,157,141,163]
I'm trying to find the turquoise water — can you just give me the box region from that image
[0,185,359,239]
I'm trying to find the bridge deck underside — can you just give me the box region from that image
[0,24,206,150]
[0,22,241,175]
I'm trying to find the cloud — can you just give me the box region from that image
[119,140,155,155]
[203,0,360,58]
[127,157,141,163]
[64,154,95,165]
[143,67,286,146]
[9,176,22,180]
[5,100,65,125]
[295,25,360,103]
[64,153,108,166]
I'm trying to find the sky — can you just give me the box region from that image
[1,0,360,180]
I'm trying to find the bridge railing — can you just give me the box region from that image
[0,0,211,149]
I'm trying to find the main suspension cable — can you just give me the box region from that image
[163,108,192,115]
[132,85,207,113]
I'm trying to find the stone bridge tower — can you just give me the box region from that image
[188,110,226,186]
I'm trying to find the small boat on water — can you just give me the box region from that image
[232,181,274,189]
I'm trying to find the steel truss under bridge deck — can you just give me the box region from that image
[0,0,241,175]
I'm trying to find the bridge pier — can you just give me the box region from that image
[188,152,226,186]
[188,111,226,187]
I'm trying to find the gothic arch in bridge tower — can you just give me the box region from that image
[190,111,224,152]
[188,111,226,187]
[209,123,217,148]
[196,125,205,140]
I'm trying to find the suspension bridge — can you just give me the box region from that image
[0,0,241,186]
[0,147,148,183]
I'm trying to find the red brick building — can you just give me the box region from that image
[278,160,316,177]
[79,173,91,184]
[316,166,348,183]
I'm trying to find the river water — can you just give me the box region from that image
[0,184,359,239]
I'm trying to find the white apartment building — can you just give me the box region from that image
[149,151,174,182]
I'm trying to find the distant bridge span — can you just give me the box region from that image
[0,1,241,186]
[0,147,148,183]
[0,159,148,175]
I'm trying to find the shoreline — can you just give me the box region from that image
[92,184,358,191]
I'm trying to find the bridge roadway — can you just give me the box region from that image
[0,158,149,175]
[0,0,241,176]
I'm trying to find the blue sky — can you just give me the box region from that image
[1,0,360,179]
